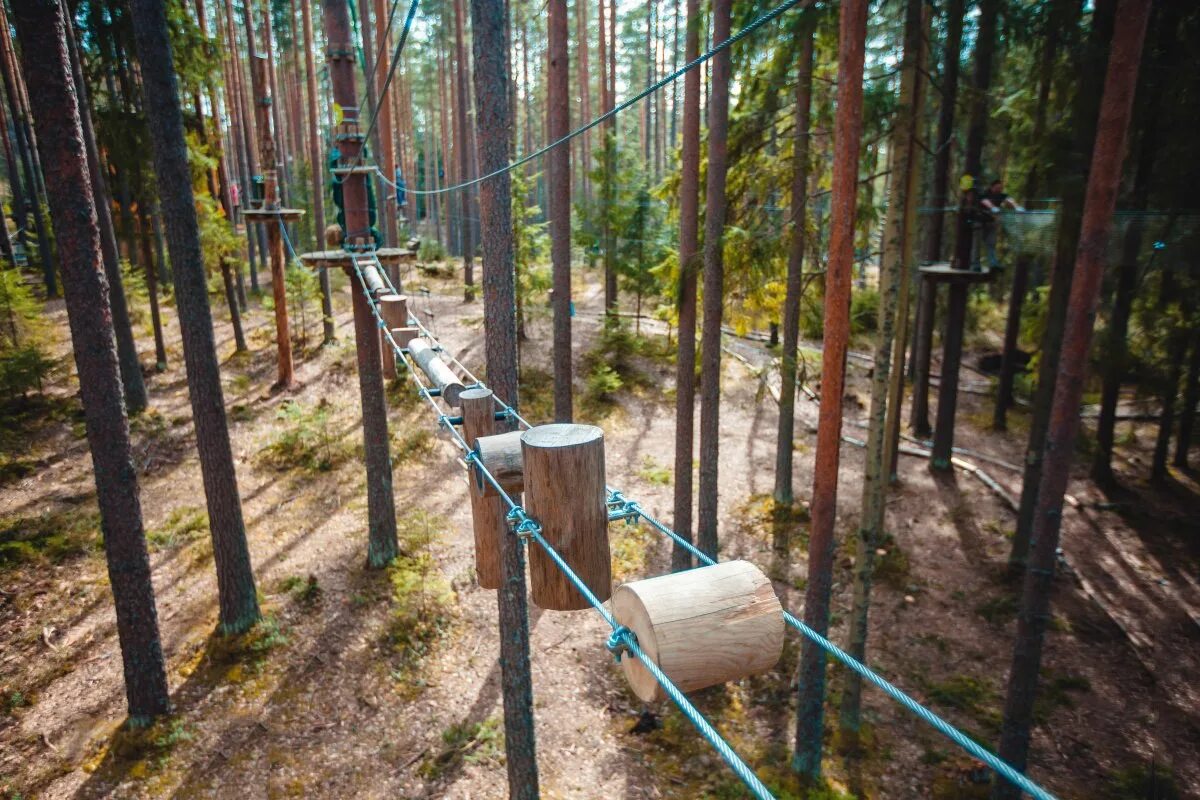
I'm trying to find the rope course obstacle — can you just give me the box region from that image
[298,0,1063,796]
[328,248,1061,800]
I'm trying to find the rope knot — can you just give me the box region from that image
[606,626,636,664]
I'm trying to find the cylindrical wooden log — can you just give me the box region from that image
[461,388,503,589]
[408,337,466,406]
[378,293,408,379]
[360,263,387,296]
[612,560,784,703]
[522,424,611,610]
[472,429,524,497]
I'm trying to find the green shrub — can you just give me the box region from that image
[260,399,349,472]
[0,508,100,568]
[0,268,52,399]
[585,362,623,401]
[418,239,448,262]
[850,286,880,336]
[146,506,208,550]
[387,512,456,685]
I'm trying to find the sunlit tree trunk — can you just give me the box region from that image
[793,0,868,781]
[695,0,732,561]
[130,0,262,634]
[548,0,572,421]
[994,4,1149,795]
[11,0,170,721]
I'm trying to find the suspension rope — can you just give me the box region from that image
[331,251,1061,800]
[381,0,816,196]
[345,253,774,800]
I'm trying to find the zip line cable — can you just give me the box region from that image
[372,0,817,196]
[331,247,1060,800]
[359,0,421,161]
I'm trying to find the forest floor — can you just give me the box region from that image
[1,258,1198,800]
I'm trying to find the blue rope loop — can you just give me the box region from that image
[606,626,636,664]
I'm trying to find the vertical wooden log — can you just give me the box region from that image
[378,293,408,379]
[325,0,398,568]
[931,280,967,470]
[522,424,611,611]
[300,0,335,342]
[462,388,504,589]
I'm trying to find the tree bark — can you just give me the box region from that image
[453,0,475,298]
[793,0,868,781]
[950,0,999,270]
[1009,0,1117,572]
[909,0,963,423]
[695,0,732,561]
[130,0,262,634]
[0,5,54,297]
[469,0,539,792]
[137,195,168,371]
[841,0,924,740]
[324,0,399,568]
[773,15,815,513]
[670,0,701,572]
[1176,329,1200,470]
[547,0,572,421]
[300,0,335,343]
[61,0,147,413]
[1092,1,1174,486]
[993,3,1149,795]
[12,0,170,722]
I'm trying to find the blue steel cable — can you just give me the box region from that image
[329,254,1057,800]
[393,0,816,196]
[344,257,776,800]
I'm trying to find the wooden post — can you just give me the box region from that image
[909,274,936,436]
[612,560,784,702]
[408,337,467,406]
[324,0,398,567]
[249,53,294,389]
[472,429,524,497]
[462,388,504,589]
[378,293,408,379]
[522,424,611,611]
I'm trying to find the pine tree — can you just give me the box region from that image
[10,0,170,721]
[129,0,262,634]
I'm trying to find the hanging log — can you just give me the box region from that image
[408,338,466,406]
[462,388,504,589]
[522,424,611,611]
[471,429,524,497]
[612,560,784,703]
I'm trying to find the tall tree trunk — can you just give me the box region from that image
[324,0,399,568]
[599,0,616,314]
[575,0,591,206]
[1152,268,1186,483]
[951,0,999,269]
[138,193,168,371]
[773,14,816,514]
[909,0,963,427]
[840,0,924,741]
[373,0,398,246]
[0,82,27,259]
[301,0,335,343]
[993,4,1149,795]
[469,4,539,793]
[231,0,262,292]
[793,0,868,781]
[548,0,572,421]
[695,0,731,561]
[0,6,54,297]
[453,0,475,298]
[1092,2,1174,486]
[670,0,701,572]
[1009,0,1117,573]
[130,0,262,634]
[12,0,170,722]
[62,0,147,413]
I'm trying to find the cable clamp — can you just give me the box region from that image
[606,626,636,664]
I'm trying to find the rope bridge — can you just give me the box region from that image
[329,246,1059,800]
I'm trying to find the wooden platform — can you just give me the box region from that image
[241,207,306,222]
[299,248,416,269]
[919,262,996,283]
